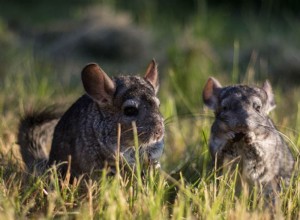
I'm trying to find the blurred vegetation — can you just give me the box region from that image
[0,0,300,219]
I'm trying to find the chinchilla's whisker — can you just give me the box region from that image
[272,123,300,135]
[120,125,146,135]
[162,113,215,126]
[269,129,299,154]
[247,118,299,154]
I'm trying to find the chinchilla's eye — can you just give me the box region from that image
[123,106,139,117]
[222,105,228,111]
[220,100,229,111]
[122,99,139,117]
[252,97,262,113]
[253,103,261,112]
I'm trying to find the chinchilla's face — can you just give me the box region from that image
[215,86,270,132]
[202,77,276,134]
[112,76,164,146]
[81,60,164,148]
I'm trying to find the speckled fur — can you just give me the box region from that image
[203,77,294,192]
[49,76,164,176]
[18,61,164,177]
[18,108,62,173]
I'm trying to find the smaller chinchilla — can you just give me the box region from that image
[202,77,294,192]
[18,60,165,177]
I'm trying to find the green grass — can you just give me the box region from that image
[1,1,300,219]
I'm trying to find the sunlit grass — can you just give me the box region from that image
[0,59,299,218]
[0,2,300,219]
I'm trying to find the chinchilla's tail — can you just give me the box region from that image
[17,107,63,174]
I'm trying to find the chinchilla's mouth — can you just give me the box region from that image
[139,128,164,142]
[138,136,163,148]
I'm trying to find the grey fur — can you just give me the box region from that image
[203,77,294,191]
[18,61,164,177]
[18,108,62,174]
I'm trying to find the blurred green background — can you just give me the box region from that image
[1,0,300,172]
[1,1,300,218]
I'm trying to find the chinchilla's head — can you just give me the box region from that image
[81,60,164,148]
[202,77,276,133]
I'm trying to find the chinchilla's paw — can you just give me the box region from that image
[151,160,161,170]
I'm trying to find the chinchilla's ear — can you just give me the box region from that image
[81,63,116,105]
[144,59,159,94]
[262,80,276,114]
[202,77,222,110]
